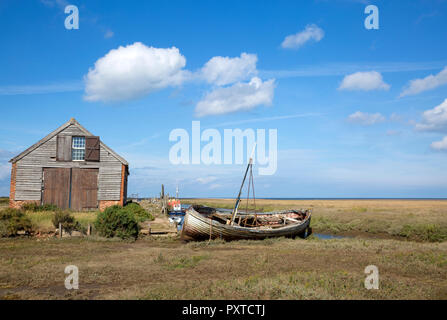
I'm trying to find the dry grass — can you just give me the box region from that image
[0,236,445,300]
[24,211,98,233]
[183,199,447,242]
[0,199,446,300]
[0,198,8,210]
[139,200,163,218]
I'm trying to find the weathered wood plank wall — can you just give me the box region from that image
[14,124,124,201]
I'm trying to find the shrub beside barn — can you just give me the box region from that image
[9,118,129,211]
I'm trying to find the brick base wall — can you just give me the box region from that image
[9,163,16,208]
[11,200,121,211]
[99,200,121,211]
[10,199,121,211]
[9,200,40,209]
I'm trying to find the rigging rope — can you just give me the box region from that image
[243,163,257,227]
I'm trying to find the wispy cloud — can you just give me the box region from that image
[125,134,161,148]
[104,30,114,39]
[0,81,83,96]
[204,112,324,128]
[260,61,447,79]
[281,24,324,49]
[0,149,15,160]
[415,11,439,24]
[209,183,222,190]
[195,176,217,184]
[386,130,402,136]
[431,136,447,151]
[347,111,386,125]
[0,149,13,181]
[400,66,447,97]
[0,163,10,181]
[9,60,444,97]
[40,0,69,9]
[390,113,402,122]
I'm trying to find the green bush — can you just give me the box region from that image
[94,205,140,240]
[20,203,39,211]
[0,208,33,237]
[22,203,58,212]
[0,221,8,237]
[52,210,81,234]
[40,204,59,211]
[124,202,154,222]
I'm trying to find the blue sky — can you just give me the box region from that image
[1,0,447,198]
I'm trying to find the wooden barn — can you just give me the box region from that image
[9,118,129,211]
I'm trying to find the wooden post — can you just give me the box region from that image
[163,194,168,215]
[161,184,166,215]
[59,223,62,239]
[87,224,91,236]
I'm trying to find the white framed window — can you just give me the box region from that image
[72,136,85,161]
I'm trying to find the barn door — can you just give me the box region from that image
[42,168,71,209]
[70,168,99,211]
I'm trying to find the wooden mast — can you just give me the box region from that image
[230,144,256,225]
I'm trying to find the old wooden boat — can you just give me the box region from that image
[180,205,311,241]
[181,144,312,241]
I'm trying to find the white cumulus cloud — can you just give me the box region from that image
[195,77,275,117]
[83,44,275,115]
[281,24,324,49]
[347,111,386,125]
[339,71,390,91]
[415,98,447,132]
[201,53,258,86]
[400,67,447,97]
[84,42,189,102]
[431,136,447,151]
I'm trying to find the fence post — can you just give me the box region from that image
[59,222,62,239]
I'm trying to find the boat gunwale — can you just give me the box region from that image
[186,205,312,232]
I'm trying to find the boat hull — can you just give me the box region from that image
[181,207,311,241]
